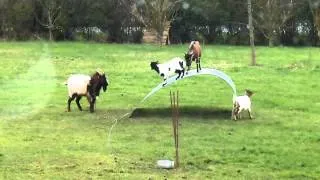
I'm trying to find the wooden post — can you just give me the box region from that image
[175,91,179,168]
[170,90,180,168]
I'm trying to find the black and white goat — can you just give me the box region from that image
[232,89,254,120]
[66,70,109,113]
[150,57,186,86]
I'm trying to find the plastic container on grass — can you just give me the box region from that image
[157,160,175,169]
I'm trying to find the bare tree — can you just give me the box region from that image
[34,0,64,41]
[253,0,296,46]
[123,0,181,45]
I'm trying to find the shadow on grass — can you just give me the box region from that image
[130,106,231,120]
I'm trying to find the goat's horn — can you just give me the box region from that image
[96,68,104,75]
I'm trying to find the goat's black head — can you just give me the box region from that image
[101,73,108,92]
[86,70,108,113]
[245,89,254,97]
[184,53,189,60]
[89,70,109,97]
[185,53,192,66]
[150,61,160,74]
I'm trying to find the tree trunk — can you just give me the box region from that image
[268,37,274,47]
[157,30,163,45]
[1,15,5,39]
[48,11,53,41]
[316,8,320,39]
[268,32,278,47]
[49,28,53,41]
[161,23,170,45]
[143,23,170,45]
[248,0,256,65]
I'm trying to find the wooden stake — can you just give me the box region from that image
[176,90,179,168]
[170,90,180,168]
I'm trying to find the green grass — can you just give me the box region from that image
[0,42,320,179]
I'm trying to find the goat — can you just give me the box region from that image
[232,89,254,120]
[150,57,186,86]
[185,40,202,73]
[66,69,109,113]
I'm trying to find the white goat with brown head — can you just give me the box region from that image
[232,89,254,120]
[66,69,109,113]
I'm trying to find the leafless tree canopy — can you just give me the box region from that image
[0,0,319,46]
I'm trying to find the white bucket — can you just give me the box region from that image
[157,160,175,169]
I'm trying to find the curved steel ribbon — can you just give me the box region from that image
[141,68,237,103]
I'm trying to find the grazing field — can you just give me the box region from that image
[0,42,320,179]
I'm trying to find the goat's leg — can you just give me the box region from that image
[232,104,240,120]
[176,71,180,80]
[162,82,167,86]
[198,57,201,70]
[162,78,168,86]
[85,93,95,112]
[75,96,83,111]
[186,66,190,74]
[196,58,199,72]
[196,58,201,72]
[234,110,240,120]
[231,108,236,120]
[236,109,241,120]
[89,97,96,113]
[67,94,77,112]
[248,108,253,119]
[197,62,199,72]
[181,69,185,78]
[176,71,181,80]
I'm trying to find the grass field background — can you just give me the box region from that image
[0,42,319,179]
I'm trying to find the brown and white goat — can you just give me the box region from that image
[232,89,254,120]
[66,70,109,113]
[185,41,202,73]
